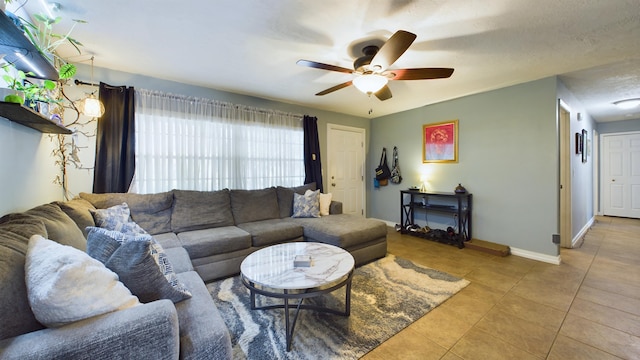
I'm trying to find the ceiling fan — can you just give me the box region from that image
[297,30,454,101]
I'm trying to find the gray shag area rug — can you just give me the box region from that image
[207,254,469,359]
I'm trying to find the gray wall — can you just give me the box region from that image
[368,77,562,256]
[597,118,640,134]
[0,119,61,213]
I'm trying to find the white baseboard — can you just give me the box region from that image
[377,219,396,228]
[572,216,595,248]
[510,247,561,265]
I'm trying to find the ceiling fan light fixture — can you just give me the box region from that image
[352,74,388,94]
[613,98,640,109]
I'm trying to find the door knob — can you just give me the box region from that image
[331,183,336,187]
[612,179,616,182]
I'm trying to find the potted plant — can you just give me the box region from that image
[19,13,85,65]
[2,62,76,109]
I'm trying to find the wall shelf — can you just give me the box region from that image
[0,10,59,80]
[0,102,71,134]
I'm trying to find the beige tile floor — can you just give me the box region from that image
[362,216,640,360]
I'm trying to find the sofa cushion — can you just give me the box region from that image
[175,271,232,359]
[164,247,194,274]
[80,192,174,235]
[25,235,140,328]
[90,203,147,235]
[153,232,182,249]
[55,198,96,238]
[0,216,47,340]
[171,189,234,232]
[276,183,316,218]
[21,203,87,251]
[292,189,320,218]
[177,226,251,259]
[86,227,192,304]
[236,219,304,247]
[230,187,280,224]
[289,214,387,249]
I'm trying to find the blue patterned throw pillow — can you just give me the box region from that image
[86,227,192,303]
[292,189,320,218]
[90,203,147,235]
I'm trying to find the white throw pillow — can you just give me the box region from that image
[25,235,140,328]
[319,192,333,216]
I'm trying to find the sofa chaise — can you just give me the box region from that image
[0,183,387,359]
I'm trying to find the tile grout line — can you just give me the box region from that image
[542,224,604,359]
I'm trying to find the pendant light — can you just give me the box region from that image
[77,56,104,118]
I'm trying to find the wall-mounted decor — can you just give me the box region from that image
[582,129,588,163]
[575,132,582,155]
[423,120,458,163]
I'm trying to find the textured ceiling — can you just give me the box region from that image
[17,0,640,121]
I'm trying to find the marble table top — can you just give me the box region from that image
[240,242,355,290]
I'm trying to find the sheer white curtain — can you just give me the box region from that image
[131,89,305,194]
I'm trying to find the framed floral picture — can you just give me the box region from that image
[423,120,458,163]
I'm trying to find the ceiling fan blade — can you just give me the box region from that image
[297,59,354,74]
[389,68,455,80]
[374,85,392,101]
[369,30,417,72]
[316,81,353,96]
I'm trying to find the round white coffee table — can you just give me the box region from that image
[240,242,355,351]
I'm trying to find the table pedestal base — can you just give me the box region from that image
[241,271,353,352]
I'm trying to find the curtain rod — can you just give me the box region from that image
[139,88,304,118]
[74,79,126,90]
[74,79,98,87]
[73,84,306,119]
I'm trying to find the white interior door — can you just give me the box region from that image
[327,124,365,216]
[602,132,640,218]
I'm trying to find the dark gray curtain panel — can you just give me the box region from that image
[93,82,135,193]
[303,115,323,193]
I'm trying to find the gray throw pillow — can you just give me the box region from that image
[86,227,191,303]
[291,189,320,218]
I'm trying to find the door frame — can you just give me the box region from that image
[593,129,599,215]
[558,99,572,248]
[326,123,366,217]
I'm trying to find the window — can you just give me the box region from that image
[131,89,304,193]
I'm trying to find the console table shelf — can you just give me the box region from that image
[400,190,472,248]
[0,102,71,134]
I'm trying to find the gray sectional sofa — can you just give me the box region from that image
[0,183,387,359]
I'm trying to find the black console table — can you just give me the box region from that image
[400,190,472,248]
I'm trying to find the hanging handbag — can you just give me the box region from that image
[375,148,392,180]
[390,146,402,184]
